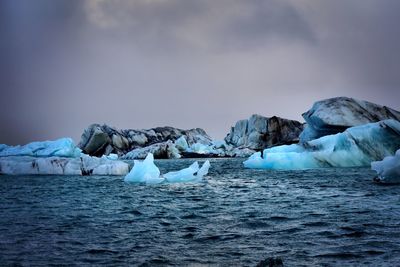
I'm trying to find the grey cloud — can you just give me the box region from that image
[0,0,399,145]
[223,0,316,48]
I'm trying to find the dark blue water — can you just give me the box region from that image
[1,158,400,266]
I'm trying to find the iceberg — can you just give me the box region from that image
[0,138,81,158]
[299,97,400,143]
[164,160,210,183]
[80,154,129,175]
[0,155,129,176]
[124,153,163,184]
[371,149,400,184]
[0,138,129,176]
[124,153,211,184]
[244,119,400,170]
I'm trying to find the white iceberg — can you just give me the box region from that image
[0,138,129,176]
[371,149,400,184]
[124,153,210,184]
[0,155,129,176]
[80,154,129,175]
[244,119,400,170]
[164,160,210,183]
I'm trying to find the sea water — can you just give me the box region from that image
[1,158,399,266]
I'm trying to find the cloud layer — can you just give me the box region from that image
[1,0,399,144]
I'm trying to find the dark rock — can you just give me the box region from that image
[225,114,304,150]
[79,124,212,157]
[300,97,400,143]
[78,124,111,157]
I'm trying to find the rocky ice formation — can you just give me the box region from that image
[122,136,256,160]
[0,138,129,176]
[78,124,212,157]
[124,153,210,184]
[225,115,304,150]
[122,141,181,160]
[371,149,400,184]
[300,97,400,143]
[244,119,400,170]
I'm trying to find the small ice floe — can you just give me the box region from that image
[124,153,210,184]
[371,149,400,184]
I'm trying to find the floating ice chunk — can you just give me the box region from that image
[244,120,400,170]
[371,149,400,184]
[124,153,211,184]
[124,153,163,184]
[197,160,210,178]
[164,162,199,183]
[0,138,81,158]
[164,160,210,183]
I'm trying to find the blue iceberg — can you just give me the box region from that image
[164,160,210,183]
[244,119,400,170]
[124,153,210,184]
[0,138,81,158]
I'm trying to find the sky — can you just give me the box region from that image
[1,0,400,145]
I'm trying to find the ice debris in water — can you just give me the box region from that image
[164,160,210,183]
[244,119,400,170]
[371,149,400,184]
[124,153,163,184]
[124,153,210,184]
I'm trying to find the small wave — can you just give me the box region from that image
[87,248,118,254]
[302,221,330,227]
[314,252,363,259]
[269,216,291,221]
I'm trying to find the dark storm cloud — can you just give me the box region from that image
[0,0,399,145]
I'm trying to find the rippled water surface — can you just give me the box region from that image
[1,158,400,266]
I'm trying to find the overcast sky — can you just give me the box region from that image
[1,0,399,144]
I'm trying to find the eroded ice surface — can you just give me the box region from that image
[371,149,400,184]
[0,138,81,158]
[244,120,400,170]
[0,139,129,175]
[124,153,210,184]
[0,155,129,176]
[124,153,163,184]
